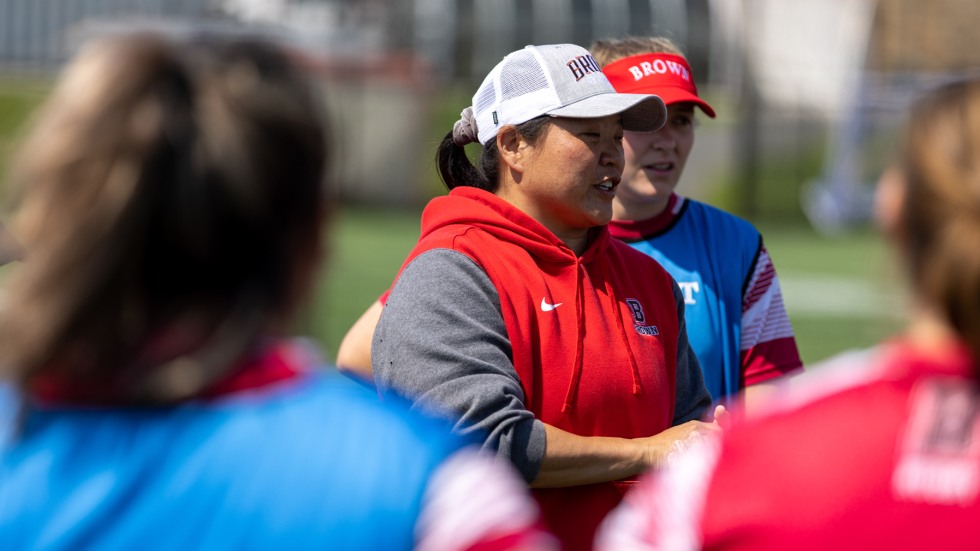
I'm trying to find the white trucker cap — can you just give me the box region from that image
[471,43,667,145]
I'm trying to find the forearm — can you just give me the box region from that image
[336,299,383,381]
[531,424,649,488]
[532,419,722,489]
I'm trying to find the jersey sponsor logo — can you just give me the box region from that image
[626,298,659,337]
[892,378,980,505]
[540,297,563,312]
[677,281,700,305]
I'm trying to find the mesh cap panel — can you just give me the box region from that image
[474,81,496,117]
[499,50,550,100]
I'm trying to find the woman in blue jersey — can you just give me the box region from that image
[0,32,553,551]
[591,36,804,414]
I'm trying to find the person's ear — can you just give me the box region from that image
[874,166,907,244]
[497,126,528,174]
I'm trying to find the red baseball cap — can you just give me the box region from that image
[602,53,715,118]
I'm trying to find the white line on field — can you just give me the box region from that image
[779,273,907,318]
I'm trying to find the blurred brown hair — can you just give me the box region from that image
[0,32,330,402]
[898,78,980,365]
[590,36,684,68]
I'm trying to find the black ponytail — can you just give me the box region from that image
[435,116,552,192]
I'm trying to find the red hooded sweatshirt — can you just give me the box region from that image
[375,187,710,551]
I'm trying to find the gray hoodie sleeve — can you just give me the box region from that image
[372,249,547,483]
[670,278,714,424]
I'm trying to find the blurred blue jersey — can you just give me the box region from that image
[0,367,464,550]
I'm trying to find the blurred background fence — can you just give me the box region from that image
[6,0,980,220]
[2,0,980,363]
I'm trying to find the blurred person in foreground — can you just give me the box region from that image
[595,77,980,551]
[0,32,554,551]
[591,36,803,415]
[369,43,720,551]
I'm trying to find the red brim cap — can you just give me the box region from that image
[603,53,716,118]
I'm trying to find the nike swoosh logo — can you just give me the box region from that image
[540,298,563,312]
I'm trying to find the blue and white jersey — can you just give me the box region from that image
[0,342,552,551]
[609,195,802,403]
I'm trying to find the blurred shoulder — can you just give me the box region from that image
[743,345,888,421]
[283,367,469,450]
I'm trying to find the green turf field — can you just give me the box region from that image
[0,79,46,154]
[1,192,902,370]
[305,206,906,368]
[304,204,425,361]
[755,223,905,366]
[0,80,907,370]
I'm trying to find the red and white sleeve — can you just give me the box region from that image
[740,246,803,385]
[415,448,558,551]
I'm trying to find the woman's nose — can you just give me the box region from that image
[601,138,625,169]
[650,127,676,151]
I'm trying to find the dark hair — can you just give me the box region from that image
[898,78,980,367]
[435,116,551,192]
[0,33,329,402]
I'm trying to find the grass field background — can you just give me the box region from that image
[309,205,907,368]
[0,79,908,370]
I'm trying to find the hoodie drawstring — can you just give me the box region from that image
[606,274,643,395]
[561,263,587,414]
[561,259,644,413]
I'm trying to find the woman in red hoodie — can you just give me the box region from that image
[372,43,722,551]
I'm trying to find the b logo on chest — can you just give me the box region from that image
[626,298,659,336]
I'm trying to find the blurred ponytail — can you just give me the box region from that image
[0,33,329,402]
[922,214,980,364]
[899,79,980,368]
